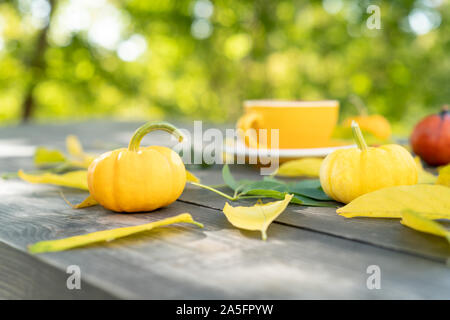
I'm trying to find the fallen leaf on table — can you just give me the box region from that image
[28,213,203,253]
[222,164,240,190]
[221,164,255,192]
[401,210,450,244]
[61,193,98,208]
[415,156,437,184]
[337,184,450,219]
[290,194,338,207]
[222,194,293,240]
[66,135,84,157]
[436,164,450,187]
[34,147,66,166]
[186,170,200,183]
[288,183,332,201]
[289,179,322,189]
[239,180,289,194]
[32,135,94,170]
[275,158,323,177]
[235,180,334,207]
[66,135,95,168]
[66,134,84,157]
[18,170,89,190]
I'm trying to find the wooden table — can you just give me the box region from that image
[0,121,449,299]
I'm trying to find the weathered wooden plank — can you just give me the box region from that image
[0,241,116,299]
[0,181,449,299]
[180,165,450,263]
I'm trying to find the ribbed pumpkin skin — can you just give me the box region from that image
[320,145,418,204]
[87,146,186,212]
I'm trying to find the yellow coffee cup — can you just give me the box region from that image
[237,100,339,149]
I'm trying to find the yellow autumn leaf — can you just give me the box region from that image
[436,164,450,187]
[28,213,203,253]
[222,194,293,240]
[18,170,89,190]
[337,184,450,219]
[401,210,450,244]
[66,135,84,158]
[186,170,200,183]
[34,147,66,166]
[275,158,323,177]
[66,135,95,168]
[414,156,437,184]
[61,193,98,208]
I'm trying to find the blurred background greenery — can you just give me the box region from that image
[0,0,448,132]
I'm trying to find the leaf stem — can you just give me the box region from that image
[188,182,236,201]
[238,195,271,200]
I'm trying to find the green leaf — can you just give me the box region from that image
[219,166,336,207]
[222,164,239,190]
[291,194,338,207]
[289,185,332,201]
[239,180,289,195]
[289,179,322,189]
[222,164,256,193]
[242,181,338,208]
[244,189,287,198]
[263,176,285,184]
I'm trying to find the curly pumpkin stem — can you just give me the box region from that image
[351,120,368,151]
[128,121,184,152]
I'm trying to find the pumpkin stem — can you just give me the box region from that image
[351,121,368,151]
[128,121,184,152]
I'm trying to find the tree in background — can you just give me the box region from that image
[0,0,448,129]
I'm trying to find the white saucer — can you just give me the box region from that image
[223,138,355,160]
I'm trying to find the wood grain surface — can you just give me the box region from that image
[0,122,449,299]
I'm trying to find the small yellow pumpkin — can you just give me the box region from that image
[342,95,392,140]
[320,121,418,204]
[342,114,392,141]
[88,122,186,212]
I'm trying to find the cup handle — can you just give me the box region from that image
[237,113,262,148]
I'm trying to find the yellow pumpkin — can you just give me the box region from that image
[342,114,392,141]
[343,95,392,141]
[320,121,417,204]
[88,122,186,212]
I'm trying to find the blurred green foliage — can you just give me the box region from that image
[0,0,448,130]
